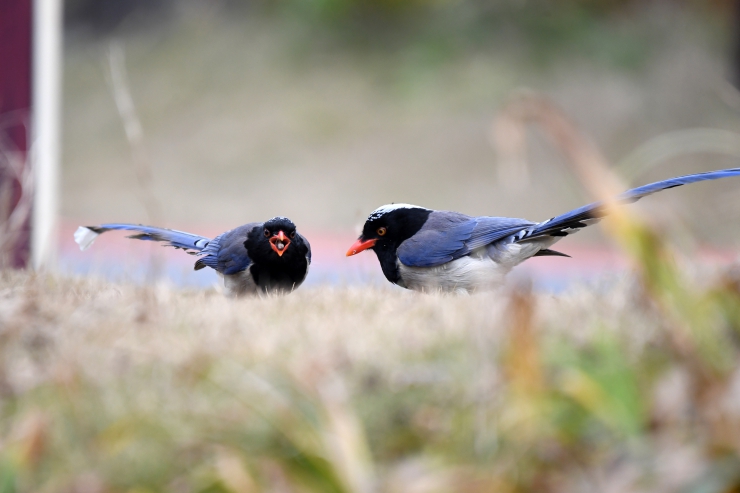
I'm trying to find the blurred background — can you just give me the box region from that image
[57,0,740,287]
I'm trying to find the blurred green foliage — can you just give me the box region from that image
[253,0,730,67]
[66,0,732,70]
[259,0,650,67]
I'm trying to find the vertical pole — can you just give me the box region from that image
[31,0,62,270]
[0,0,33,268]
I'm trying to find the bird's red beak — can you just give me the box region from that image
[346,238,376,257]
[270,231,291,256]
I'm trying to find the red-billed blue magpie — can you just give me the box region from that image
[75,217,311,296]
[347,168,740,293]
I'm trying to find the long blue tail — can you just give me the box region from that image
[522,168,740,241]
[74,223,211,252]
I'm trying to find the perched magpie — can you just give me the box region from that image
[75,217,311,296]
[347,168,740,293]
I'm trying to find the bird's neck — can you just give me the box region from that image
[249,249,308,292]
[373,248,402,286]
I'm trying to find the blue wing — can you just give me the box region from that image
[75,222,256,275]
[194,224,256,275]
[521,167,740,241]
[396,212,534,268]
[464,216,537,251]
[74,223,210,252]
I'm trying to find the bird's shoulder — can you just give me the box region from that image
[196,223,261,274]
[396,211,477,267]
[398,211,535,268]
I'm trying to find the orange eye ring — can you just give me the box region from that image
[290,231,296,239]
[264,229,270,237]
[377,227,387,236]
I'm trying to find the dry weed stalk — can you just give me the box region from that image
[105,41,164,291]
[492,90,626,198]
[0,112,33,268]
[492,91,641,244]
[106,41,162,226]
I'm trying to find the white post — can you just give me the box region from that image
[31,0,63,270]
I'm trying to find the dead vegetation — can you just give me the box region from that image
[1,253,739,492]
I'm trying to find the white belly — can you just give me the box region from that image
[397,240,551,294]
[220,270,259,297]
[397,254,509,294]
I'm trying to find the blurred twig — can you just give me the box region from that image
[0,112,34,268]
[492,90,639,255]
[492,90,626,200]
[105,41,164,288]
[315,373,376,493]
[106,41,163,226]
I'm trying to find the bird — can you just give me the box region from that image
[75,217,311,296]
[346,168,740,294]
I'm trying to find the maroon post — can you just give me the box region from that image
[733,0,740,89]
[0,0,33,268]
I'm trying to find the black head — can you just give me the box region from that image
[260,216,299,257]
[346,204,431,283]
[244,216,310,292]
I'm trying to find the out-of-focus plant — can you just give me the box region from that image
[0,113,33,269]
[492,90,740,490]
[66,0,730,69]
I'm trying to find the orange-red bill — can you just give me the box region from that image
[270,231,290,256]
[346,238,376,257]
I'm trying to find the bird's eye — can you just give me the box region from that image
[290,231,296,239]
[377,227,387,236]
[264,229,270,237]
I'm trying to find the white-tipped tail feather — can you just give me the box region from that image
[74,226,100,251]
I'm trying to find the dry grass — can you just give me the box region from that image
[1,260,740,492]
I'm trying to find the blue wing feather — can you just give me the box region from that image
[397,212,534,267]
[78,222,255,275]
[85,223,210,251]
[464,217,536,251]
[524,167,740,240]
[195,224,256,275]
[397,212,474,267]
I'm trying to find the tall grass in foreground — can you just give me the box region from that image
[0,243,739,493]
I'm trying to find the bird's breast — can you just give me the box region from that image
[396,254,510,294]
[220,270,259,297]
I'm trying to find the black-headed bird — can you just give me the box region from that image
[347,168,740,293]
[75,216,311,296]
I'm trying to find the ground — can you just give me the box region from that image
[1,264,739,491]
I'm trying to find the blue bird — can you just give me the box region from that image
[347,168,740,293]
[75,217,311,296]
